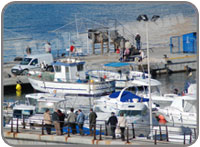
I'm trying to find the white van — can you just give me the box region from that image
[11,54,53,75]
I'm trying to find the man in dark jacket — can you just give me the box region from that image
[52,109,61,135]
[89,108,97,135]
[107,112,118,139]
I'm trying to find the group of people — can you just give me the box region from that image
[25,41,52,55]
[120,33,142,61]
[43,108,97,136]
[107,112,127,141]
[43,108,128,141]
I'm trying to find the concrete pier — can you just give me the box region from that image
[3,130,180,145]
[3,46,197,87]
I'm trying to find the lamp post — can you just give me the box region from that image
[137,14,159,139]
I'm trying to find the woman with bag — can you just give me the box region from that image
[117,113,127,141]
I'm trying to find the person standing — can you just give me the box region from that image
[45,41,51,53]
[52,109,61,135]
[67,108,77,134]
[135,33,141,50]
[58,109,65,135]
[43,109,52,135]
[89,108,97,135]
[117,113,127,141]
[107,112,118,139]
[26,46,32,55]
[76,109,85,136]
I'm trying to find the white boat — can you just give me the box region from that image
[87,62,161,89]
[5,103,36,128]
[27,95,67,126]
[28,58,115,96]
[157,94,196,125]
[92,87,158,137]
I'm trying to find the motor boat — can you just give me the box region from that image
[27,58,115,96]
[91,87,159,137]
[157,94,196,125]
[87,62,161,89]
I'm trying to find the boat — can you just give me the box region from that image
[91,87,159,137]
[86,62,161,89]
[157,94,197,125]
[27,58,115,96]
[5,101,36,128]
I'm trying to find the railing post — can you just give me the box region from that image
[166,125,169,142]
[154,130,157,145]
[183,132,186,145]
[22,115,25,129]
[105,121,108,136]
[189,131,192,144]
[126,127,130,143]
[99,125,102,140]
[41,120,44,135]
[159,125,162,141]
[132,123,135,139]
[93,124,96,140]
[67,124,70,137]
[194,128,196,140]
[11,117,13,133]
[16,117,19,133]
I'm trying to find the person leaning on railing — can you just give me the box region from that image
[43,108,52,135]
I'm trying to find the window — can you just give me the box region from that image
[20,58,32,65]
[54,66,61,72]
[77,64,84,71]
[30,59,38,65]
[65,67,69,73]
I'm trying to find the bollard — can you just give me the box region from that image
[154,130,157,145]
[194,128,196,140]
[183,132,186,144]
[126,127,130,143]
[67,125,70,137]
[189,131,192,144]
[166,125,169,142]
[105,121,108,136]
[22,115,25,129]
[93,124,96,140]
[41,120,44,135]
[132,123,135,139]
[16,117,19,133]
[99,125,102,140]
[159,125,162,141]
[11,117,13,133]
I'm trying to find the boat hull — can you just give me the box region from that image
[28,77,115,96]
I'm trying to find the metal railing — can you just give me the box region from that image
[4,116,197,145]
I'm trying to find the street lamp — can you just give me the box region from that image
[137,14,159,139]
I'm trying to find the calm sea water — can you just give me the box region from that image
[3,3,196,62]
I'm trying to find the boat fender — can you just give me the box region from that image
[16,84,22,91]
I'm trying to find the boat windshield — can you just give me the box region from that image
[118,110,142,117]
[13,110,34,118]
[36,101,55,114]
[20,58,32,65]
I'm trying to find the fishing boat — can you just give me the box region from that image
[86,62,161,89]
[27,58,115,96]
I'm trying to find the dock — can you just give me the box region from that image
[3,129,182,145]
[3,46,197,88]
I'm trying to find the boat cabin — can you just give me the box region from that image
[53,58,86,82]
